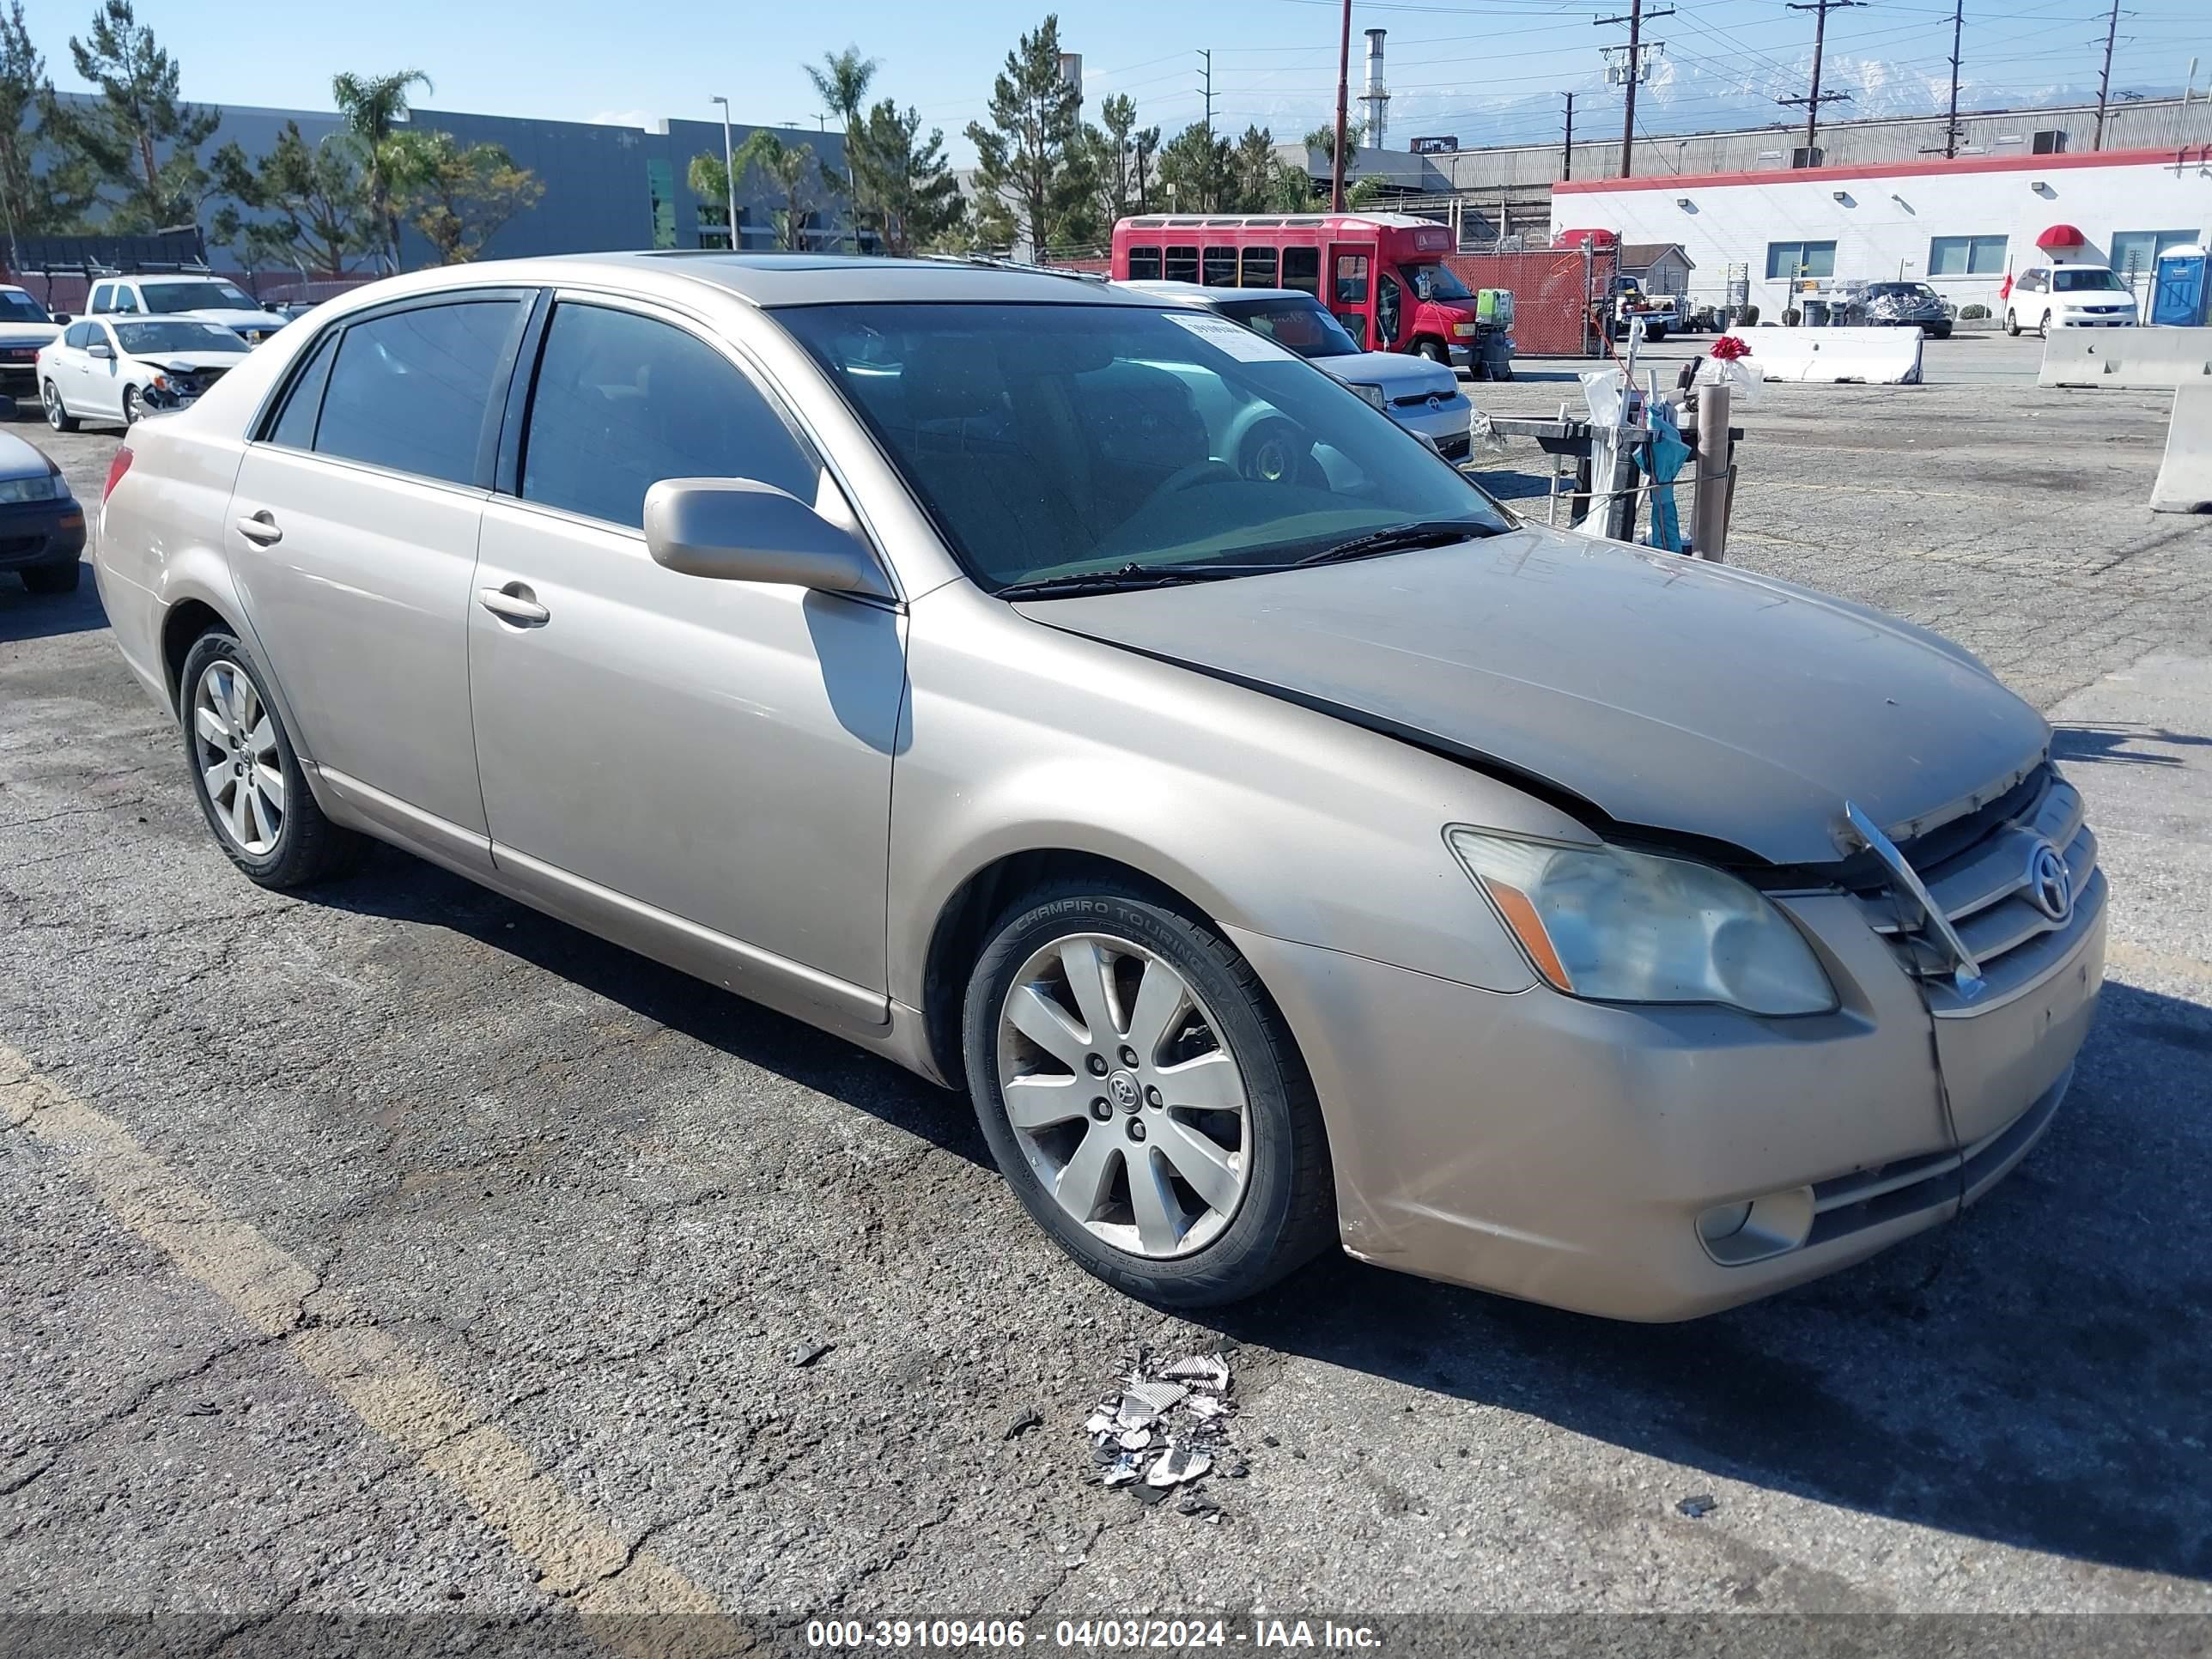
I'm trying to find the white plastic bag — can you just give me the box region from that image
[1693,353,1764,405]
[1578,365,1627,428]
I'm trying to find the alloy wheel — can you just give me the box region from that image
[191,659,285,856]
[42,382,64,428]
[995,933,1249,1259]
[124,386,142,425]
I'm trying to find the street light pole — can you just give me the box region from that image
[709,95,738,250]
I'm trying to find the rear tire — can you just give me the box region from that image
[41,380,76,432]
[963,879,1335,1306]
[178,628,366,890]
[21,561,80,594]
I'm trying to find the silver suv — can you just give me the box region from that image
[94,254,2105,1317]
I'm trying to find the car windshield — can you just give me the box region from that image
[112,320,249,356]
[142,282,257,313]
[1869,283,1937,300]
[1406,262,1472,302]
[780,302,1509,592]
[1212,297,1363,359]
[2054,268,2126,292]
[0,292,47,323]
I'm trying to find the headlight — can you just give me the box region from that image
[0,472,64,503]
[1447,828,1838,1015]
[1346,381,1388,410]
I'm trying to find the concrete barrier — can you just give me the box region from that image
[2039,327,2212,389]
[2152,382,2212,514]
[1745,326,1923,385]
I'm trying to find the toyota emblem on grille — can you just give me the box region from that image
[2027,840,2072,924]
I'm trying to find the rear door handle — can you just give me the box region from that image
[478,582,550,627]
[234,511,282,545]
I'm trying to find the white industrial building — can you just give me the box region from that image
[1551,146,2212,319]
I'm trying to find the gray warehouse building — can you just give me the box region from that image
[82,94,854,275]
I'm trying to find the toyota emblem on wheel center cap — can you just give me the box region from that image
[2027,840,2073,924]
[1108,1070,1143,1112]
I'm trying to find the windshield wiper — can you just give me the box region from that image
[1287,519,1504,569]
[994,562,1264,600]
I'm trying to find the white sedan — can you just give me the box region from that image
[35,316,252,430]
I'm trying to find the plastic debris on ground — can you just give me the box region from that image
[1083,1348,1237,1518]
[1677,1492,1719,1519]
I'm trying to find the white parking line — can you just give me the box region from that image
[0,1044,751,1658]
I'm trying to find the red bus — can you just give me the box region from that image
[1110,212,1481,367]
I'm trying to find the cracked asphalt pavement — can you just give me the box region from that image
[3,331,2210,1652]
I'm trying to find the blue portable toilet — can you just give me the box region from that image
[2151,244,2208,327]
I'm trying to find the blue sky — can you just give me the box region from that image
[27,0,2211,163]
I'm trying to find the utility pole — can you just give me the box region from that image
[1199,48,1213,143]
[2093,0,2121,149]
[1777,0,1863,159]
[1595,0,1672,179]
[1331,0,1352,210]
[1917,0,1966,157]
[1561,91,1576,180]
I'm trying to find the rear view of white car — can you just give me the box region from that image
[36,317,252,429]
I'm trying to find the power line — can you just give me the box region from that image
[1777,0,1866,155]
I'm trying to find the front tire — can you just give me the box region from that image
[2004,310,2021,337]
[41,380,76,432]
[962,880,1335,1306]
[178,629,364,889]
[123,386,143,425]
[1416,338,1449,366]
[2039,310,2052,339]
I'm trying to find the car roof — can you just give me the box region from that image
[316,252,1168,313]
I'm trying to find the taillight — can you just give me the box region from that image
[102,445,132,503]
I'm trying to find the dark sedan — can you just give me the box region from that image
[0,428,87,594]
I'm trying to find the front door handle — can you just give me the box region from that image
[234,511,282,545]
[478,581,550,627]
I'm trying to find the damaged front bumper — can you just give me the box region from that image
[1228,870,2106,1322]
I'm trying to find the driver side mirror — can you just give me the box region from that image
[87,343,113,361]
[643,477,893,599]
[50,312,70,325]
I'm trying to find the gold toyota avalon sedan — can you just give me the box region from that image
[90,254,2105,1317]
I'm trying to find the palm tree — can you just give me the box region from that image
[332,68,433,271]
[804,46,876,246]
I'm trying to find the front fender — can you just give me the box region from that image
[885,586,1585,1012]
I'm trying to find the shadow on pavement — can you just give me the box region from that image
[2052,722,2212,769]
[315,846,993,1171]
[309,843,2211,1583]
[0,562,105,645]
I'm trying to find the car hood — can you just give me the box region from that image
[174,307,287,331]
[0,323,58,347]
[150,351,247,372]
[1317,350,1460,399]
[1018,526,2049,866]
[0,427,57,478]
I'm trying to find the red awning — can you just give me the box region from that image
[1554,228,1618,249]
[2035,223,2087,250]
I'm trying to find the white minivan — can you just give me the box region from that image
[2004,265,2139,336]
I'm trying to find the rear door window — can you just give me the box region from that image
[313,299,526,487]
[518,301,817,531]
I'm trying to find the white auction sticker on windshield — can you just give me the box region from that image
[1161,309,1297,362]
